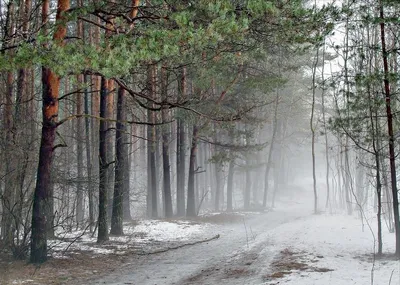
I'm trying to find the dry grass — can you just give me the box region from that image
[263,248,333,282]
[0,250,131,285]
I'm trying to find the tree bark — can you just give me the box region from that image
[310,45,319,214]
[176,67,187,216]
[263,91,279,208]
[161,66,173,218]
[97,77,110,243]
[186,126,198,217]
[30,0,69,263]
[106,79,115,220]
[1,0,16,248]
[147,64,158,218]
[75,101,84,227]
[84,74,94,232]
[214,162,222,211]
[110,87,128,235]
[123,123,133,221]
[226,159,234,211]
[75,1,84,227]
[379,1,400,256]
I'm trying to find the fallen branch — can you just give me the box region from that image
[137,234,220,255]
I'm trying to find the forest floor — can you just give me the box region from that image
[1,187,400,285]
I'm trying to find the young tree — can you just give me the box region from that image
[379,0,400,256]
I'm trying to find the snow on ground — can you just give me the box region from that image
[258,211,400,285]
[19,184,400,285]
[91,188,400,285]
[49,219,215,258]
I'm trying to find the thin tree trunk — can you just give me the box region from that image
[97,77,110,243]
[110,87,128,235]
[320,39,331,210]
[75,91,84,227]
[176,68,186,216]
[186,126,198,217]
[123,123,133,221]
[84,74,94,232]
[227,159,234,211]
[147,64,158,218]
[1,0,16,248]
[14,0,33,251]
[310,45,319,214]
[106,79,115,220]
[368,72,383,255]
[91,15,101,221]
[379,1,400,256]
[243,126,251,210]
[271,120,282,208]
[244,158,251,210]
[214,162,222,211]
[161,66,173,218]
[263,91,279,208]
[75,0,84,227]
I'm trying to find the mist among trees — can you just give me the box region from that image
[0,1,399,282]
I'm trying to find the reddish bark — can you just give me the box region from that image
[30,0,69,263]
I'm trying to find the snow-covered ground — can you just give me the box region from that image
[6,185,399,285]
[90,190,400,285]
[259,213,400,285]
[49,219,216,258]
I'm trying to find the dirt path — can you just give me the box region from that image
[90,200,311,285]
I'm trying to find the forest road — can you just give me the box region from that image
[91,196,313,285]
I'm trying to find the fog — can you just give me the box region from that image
[1,0,400,283]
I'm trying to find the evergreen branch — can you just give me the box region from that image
[199,137,268,151]
[56,114,173,127]
[77,16,113,32]
[216,65,243,103]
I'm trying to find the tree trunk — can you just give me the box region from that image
[320,39,331,210]
[369,78,383,255]
[176,68,186,216]
[379,2,400,256]
[75,2,84,227]
[186,126,198,217]
[97,77,110,243]
[1,0,16,248]
[161,66,173,218]
[84,74,94,232]
[310,45,319,214]
[106,79,115,221]
[30,0,69,263]
[227,159,234,211]
[147,64,158,218]
[91,16,101,221]
[13,0,32,245]
[263,91,279,208]
[271,121,282,208]
[123,123,133,221]
[214,162,222,211]
[110,87,128,235]
[2,75,15,245]
[244,158,251,210]
[76,77,84,227]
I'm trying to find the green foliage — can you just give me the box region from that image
[0,0,332,78]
